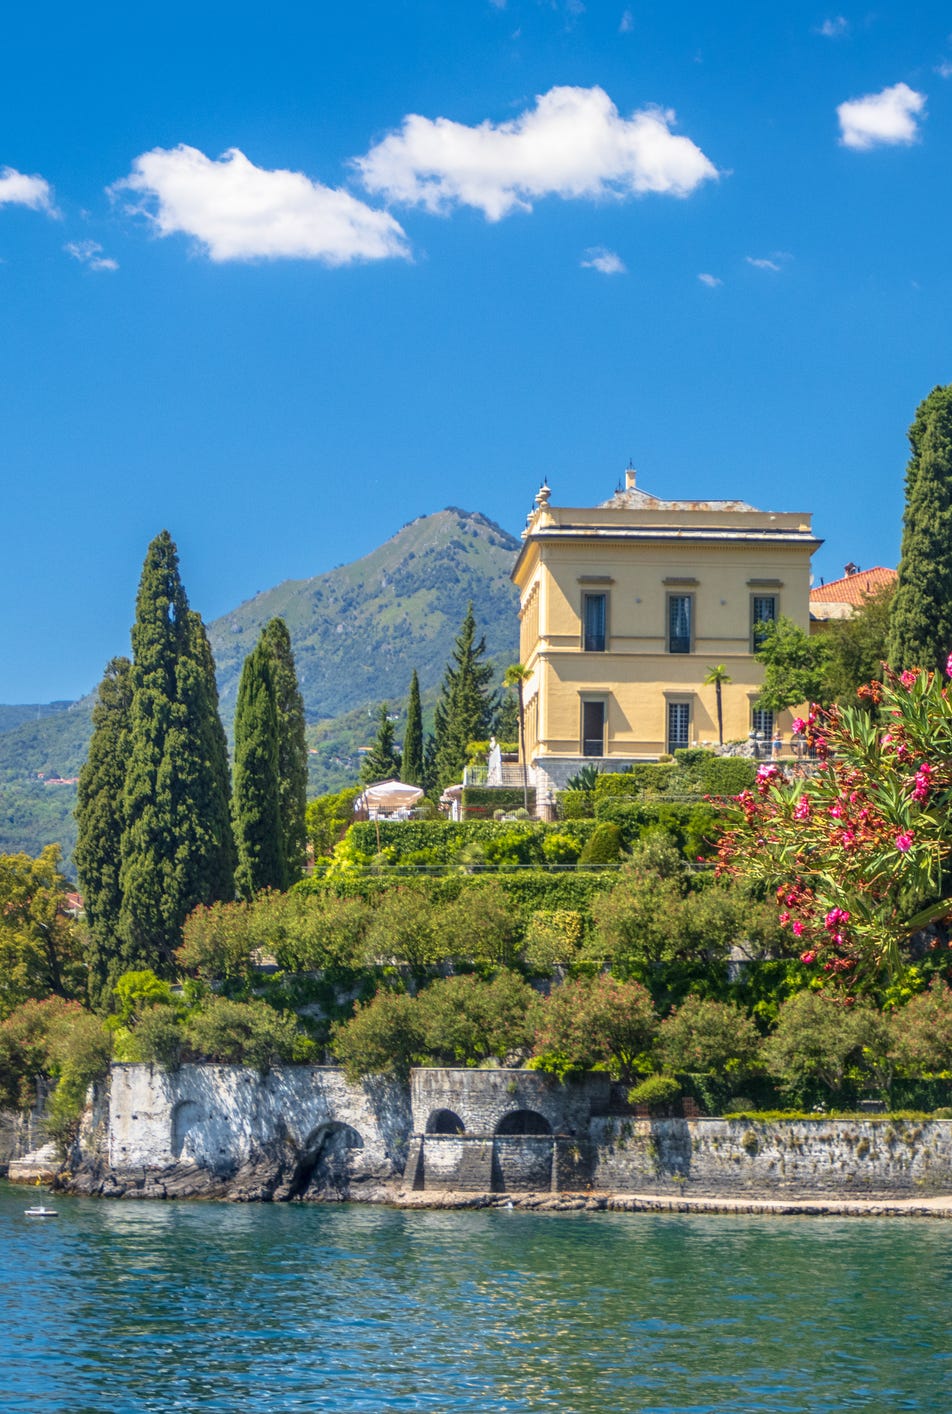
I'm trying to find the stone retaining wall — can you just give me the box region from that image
[590,1116,952,1196]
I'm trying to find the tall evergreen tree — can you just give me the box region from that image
[402,670,425,788]
[232,640,284,900]
[360,703,402,784]
[261,618,308,884]
[433,604,495,792]
[118,531,234,977]
[888,385,952,672]
[74,656,132,1007]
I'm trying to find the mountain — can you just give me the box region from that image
[0,508,522,869]
[207,507,520,720]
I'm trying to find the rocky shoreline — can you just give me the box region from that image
[38,1155,952,1219]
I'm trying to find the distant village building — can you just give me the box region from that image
[511,469,821,809]
[809,565,897,625]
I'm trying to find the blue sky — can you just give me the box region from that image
[2,0,951,701]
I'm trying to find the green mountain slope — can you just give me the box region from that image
[208,507,520,721]
[0,507,521,868]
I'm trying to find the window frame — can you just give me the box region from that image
[581,590,608,653]
[750,593,778,653]
[666,699,691,754]
[580,696,608,758]
[667,592,694,654]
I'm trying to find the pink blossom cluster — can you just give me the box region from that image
[912,762,933,805]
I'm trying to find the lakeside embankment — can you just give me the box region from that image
[6,1061,952,1215]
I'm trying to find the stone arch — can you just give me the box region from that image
[426,1109,465,1135]
[170,1100,202,1160]
[495,1109,552,1136]
[290,1122,365,1198]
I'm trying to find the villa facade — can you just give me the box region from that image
[511,470,821,807]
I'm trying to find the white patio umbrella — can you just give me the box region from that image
[356,779,425,847]
[357,779,425,814]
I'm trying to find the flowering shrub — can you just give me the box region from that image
[718,665,952,989]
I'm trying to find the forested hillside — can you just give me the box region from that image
[0,507,521,866]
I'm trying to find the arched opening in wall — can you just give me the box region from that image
[495,1110,552,1136]
[170,1100,202,1160]
[426,1109,465,1135]
[289,1122,364,1198]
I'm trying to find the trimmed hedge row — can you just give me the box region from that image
[295,867,619,917]
[460,785,536,817]
[343,818,600,866]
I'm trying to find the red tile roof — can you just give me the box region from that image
[810,566,896,608]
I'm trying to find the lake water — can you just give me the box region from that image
[2,1180,949,1413]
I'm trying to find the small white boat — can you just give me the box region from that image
[24,1206,58,1217]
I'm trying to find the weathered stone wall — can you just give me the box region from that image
[107,1064,409,1180]
[60,1065,952,1202]
[410,1067,610,1138]
[590,1117,952,1196]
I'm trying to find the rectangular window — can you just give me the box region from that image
[582,593,607,652]
[582,700,605,757]
[751,707,774,741]
[667,701,690,753]
[751,594,777,652]
[668,594,692,654]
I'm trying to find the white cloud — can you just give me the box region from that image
[815,16,849,38]
[0,166,57,215]
[619,8,634,32]
[581,246,626,275]
[698,272,721,287]
[936,59,952,79]
[837,82,926,150]
[746,255,781,272]
[111,144,410,264]
[65,239,118,272]
[355,85,718,221]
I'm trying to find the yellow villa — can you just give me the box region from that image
[511,469,821,809]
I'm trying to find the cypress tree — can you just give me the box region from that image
[233,640,284,899]
[75,656,132,1007]
[889,385,952,672]
[403,670,424,788]
[360,703,402,784]
[261,618,308,885]
[118,531,234,976]
[433,604,494,791]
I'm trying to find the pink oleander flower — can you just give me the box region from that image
[824,907,850,931]
[794,798,811,821]
[900,669,919,688]
[792,920,805,937]
[779,910,791,925]
[912,764,932,804]
[946,652,952,679]
[881,734,893,749]
[895,831,914,852]
[800,950,817,965]
[829,802,844,818]
[841,830,857,849]
[791,717,806,735]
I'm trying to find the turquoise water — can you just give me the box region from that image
[2,1181,949,1413]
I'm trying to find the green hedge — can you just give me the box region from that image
[343,818,599,866]
[296,868,618,918]
[461,786,536,818]
[595,765,675,796]
[593,799,721,858]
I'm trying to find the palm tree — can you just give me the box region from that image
[703,664,732,746]
[503,663,532,812]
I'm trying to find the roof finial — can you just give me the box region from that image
[625,461,637,492]
[535,481,551,508]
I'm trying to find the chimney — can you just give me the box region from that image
[625,466,637,491]
[844,561,859,577]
